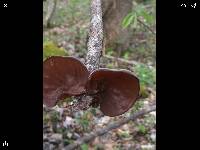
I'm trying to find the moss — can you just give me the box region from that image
[137,125,148,134]
[43,41,68,60]
[140,84,149,98]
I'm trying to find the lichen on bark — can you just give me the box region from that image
[85,0,104,72]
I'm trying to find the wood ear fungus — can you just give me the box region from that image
[43,56,140,116]
[43,56,89,107]
[87,69,140,117]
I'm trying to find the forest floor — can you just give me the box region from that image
[43,0,156,150]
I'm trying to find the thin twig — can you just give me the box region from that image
[137,18,156,35]
[103,55,156,70]
[103,55,139,66]
[64,104,156,150]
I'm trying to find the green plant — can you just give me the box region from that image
[117,130,130,138]
[122,1,155,29]
[94,144,104,150]
[78,119,90,131]
[139,84,149,98]
[122,51,131,59]
[135,64,156,87]
[63,139,71,146]
[122,12,137,29]
[81,143,89,150]
[137,124,147,134]
[43,113,50,124]
[76,111,92,131]
[106,63,115,69]
[106,47,114,56]
[131,100,144,113]
[50,111,60,122]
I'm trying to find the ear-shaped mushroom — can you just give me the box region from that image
[43,56,89,107]
[87,69,140,117]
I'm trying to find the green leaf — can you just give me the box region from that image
[135,64,156,87]
[123,52,130,59]
[141,10,153,24]
[81,144,89,150]
[135,4,145,14]
[138,125,147,134]
[122,13,135,28]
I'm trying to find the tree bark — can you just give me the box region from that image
[85,0,104,72]
[69,0,104,113]
[102,0,133,52]
[44,0,57,28]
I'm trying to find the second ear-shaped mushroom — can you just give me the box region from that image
[87,69,140,117]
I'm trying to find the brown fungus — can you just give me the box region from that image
[87,69,140,117]
[43,56,89,107]
[43,56,140,116]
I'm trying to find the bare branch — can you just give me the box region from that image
[64,104,156,150]
[103,55,139,66]
[85,0,104,72]
[137,18,156,35]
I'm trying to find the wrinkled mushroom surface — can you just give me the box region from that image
[43,56,89,107]
[43,56,140,116]
[87,69,140,117]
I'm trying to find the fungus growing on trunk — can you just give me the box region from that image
[43,56,89,107]
[43,56,140,116]
[87,69,140,117]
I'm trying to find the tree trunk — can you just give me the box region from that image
[44,0,57,28]
[102,0,133,53]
